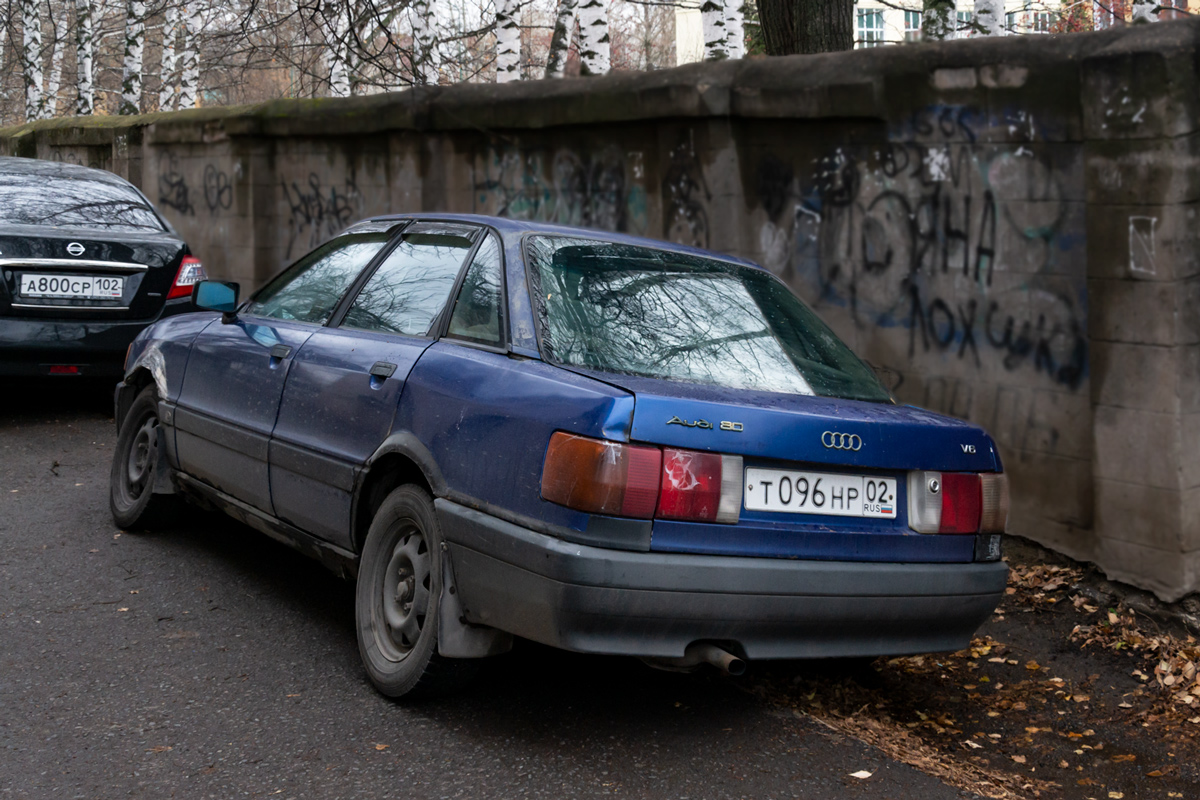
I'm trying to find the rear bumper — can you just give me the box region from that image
[437,499,1008,660]
[0,300,191,377]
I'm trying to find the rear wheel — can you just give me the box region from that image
[355,485,477,699]
[109,385,179,531]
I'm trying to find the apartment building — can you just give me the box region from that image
[676,1,1192,64]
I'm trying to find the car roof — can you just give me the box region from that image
[0,155,138,188]
[362,212,764,271]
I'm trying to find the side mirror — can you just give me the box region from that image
[193,281,240,324]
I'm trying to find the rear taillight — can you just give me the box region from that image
[658,448,743,524]
[908,471,1008,534]
[541,432,662,518]
[540,433,742,524]
[166,256,208,300]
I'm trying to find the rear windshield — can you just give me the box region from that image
[0,172,163,232]
[526,236,892,403]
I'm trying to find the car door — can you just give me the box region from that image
[268,222,481,548]
[174,230,393,512]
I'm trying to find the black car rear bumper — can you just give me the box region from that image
[0,300,191,377]
[437,499,1008,660]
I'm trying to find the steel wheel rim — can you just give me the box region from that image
[118,412,157,507]
[375,523,431,663]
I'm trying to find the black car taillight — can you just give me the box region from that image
[167,256,208,300]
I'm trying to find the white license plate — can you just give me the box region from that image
[744,468,898,518]
[20,273,125,300]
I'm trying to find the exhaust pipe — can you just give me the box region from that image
[642,642,747,675]
[687,643,746,676]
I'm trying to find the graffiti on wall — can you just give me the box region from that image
[758,106,1087,396]
[472,144,648,236]
[281,170,362,258]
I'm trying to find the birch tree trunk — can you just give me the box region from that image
[119,0,147,115]
[22,0,44,121]
[544,0,577,78]
[45,2,68,116]
[75,0,95,114]
[725,0,745,59]
[757,0,851,55]
[1131,0,1157,22]
[577,0,609,76]
[328,2,351,96]
[974,0,1002,36]
[410,0,439,85]
[921,0,955,40]
[178,3,201,109]
[159,3,179,110]
[495,0,521,82]
[702,0,730,60]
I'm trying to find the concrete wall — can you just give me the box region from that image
[5,19,1199,599]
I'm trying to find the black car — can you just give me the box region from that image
[0,157,204,378]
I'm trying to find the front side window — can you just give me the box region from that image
[0,172,163,232]
[245,233,390,324]
[446,234,503,346]
[342,223,477,336]
[527,236,892,403]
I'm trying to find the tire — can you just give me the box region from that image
[110,385,180,531]
[355,485,478,699]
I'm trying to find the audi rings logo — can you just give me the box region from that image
[821,431,863,451]
[66,242,86,257]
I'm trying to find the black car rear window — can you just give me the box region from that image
[526,236,892,403]
[0,172,163,231]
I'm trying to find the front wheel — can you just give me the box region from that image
[355,485,477,699]
[109,385,179,531]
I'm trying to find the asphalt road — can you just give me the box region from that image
[0,381,973,800]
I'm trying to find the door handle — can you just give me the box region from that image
[269,344,293,359]
[370,361,397,379]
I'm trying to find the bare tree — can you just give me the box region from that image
[76,0,96,114]
[119,0,147,114]
[496,0,521,81]
[22,0,44,120]
[921,0,954,39]
[45,2,69,116]
[974,0,1002,35]
[726,0,745,58]
[178,1,201,109]
[1131,0,1157,21]
[545,0,578,77]
[756,0,851,55]
[159,2,179,109]
[702,0,731,60]
[578,0,609,74]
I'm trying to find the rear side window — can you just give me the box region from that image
[342,224,476,336]
[446,234,503,346]
[245,233,389,324]
[526,236,892,403]
[0,172,163,232]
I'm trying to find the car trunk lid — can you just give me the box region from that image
[0,226,187,321]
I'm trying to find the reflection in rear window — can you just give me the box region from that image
[0,173,163,231]
[527,236,892,403]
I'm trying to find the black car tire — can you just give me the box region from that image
[110,385,180,531]
[356,485,477,699]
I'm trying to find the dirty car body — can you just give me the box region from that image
[112,214,1009,695]
[0,157,205,378]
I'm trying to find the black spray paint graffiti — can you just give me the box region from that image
[157,153,194,216]
[759,105,1086,392]
[472,145,648,234]
[281,171,361,258]
[204,165,233,212]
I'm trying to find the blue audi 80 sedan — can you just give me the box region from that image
[0,157,205,378]
[109,214,1009,698]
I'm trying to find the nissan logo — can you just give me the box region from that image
[66,242,86,257]
[821,431,863,451]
